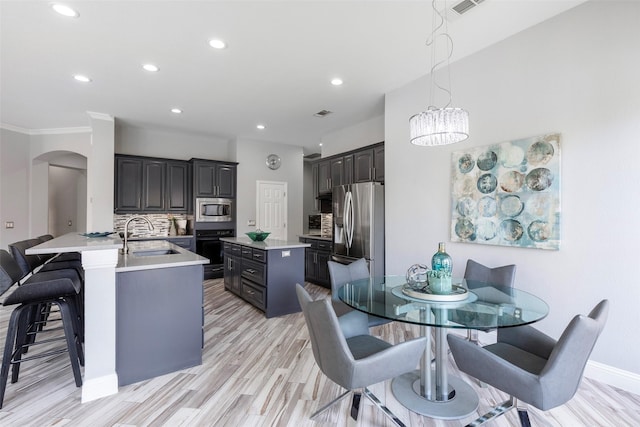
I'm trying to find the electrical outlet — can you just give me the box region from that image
[68,220,73,226]
[5,221,14,229]
[247,219,256,226]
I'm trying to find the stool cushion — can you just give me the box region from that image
[3,278,77,306]
[24,270,82,292]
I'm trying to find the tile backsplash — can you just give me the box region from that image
[113,214,192,237]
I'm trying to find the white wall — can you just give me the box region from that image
[49,165,84,236]
[116,123,231,161]
[0,128,30,249]
[234,138,304,241]
[385,1,640,377]
[320,114,384,158]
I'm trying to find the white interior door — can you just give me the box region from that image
[256,181,287,240]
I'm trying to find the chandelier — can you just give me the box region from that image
[410,0,469,146]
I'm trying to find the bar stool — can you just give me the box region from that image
[0,250,84,409]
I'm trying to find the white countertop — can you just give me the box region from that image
[221,237,311,250]
[116,241,208,272]
[26,232,122,254]
[299,234,332,241]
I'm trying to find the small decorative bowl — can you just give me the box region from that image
[246,231,270,242]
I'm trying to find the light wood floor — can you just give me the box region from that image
[0,279,638,426]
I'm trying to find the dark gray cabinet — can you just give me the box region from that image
[115,156,143,211]
[223,243,242,295]
[301,237,332,288]
[223,241,303,318]
[312,142,384,197]
[166,161,191,212]
[193,159,236,198]
[115,155,190,213]
[116,264,203,386]
[317,160,331,194]
[142,159,166,211]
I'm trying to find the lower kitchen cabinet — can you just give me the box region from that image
[222,239,306,318]
[301,237,332,288]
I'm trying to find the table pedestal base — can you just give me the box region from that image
[391,370,478,420]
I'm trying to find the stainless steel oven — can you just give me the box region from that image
[195,229,234,279]
[196,198,233,222]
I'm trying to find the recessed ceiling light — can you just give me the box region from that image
[209,39,227,49]
[331,78,343,86]
[52,4,79,18]
[143,64,159,72]
[73,74,91,83]
[171,108,183,114]
[319,143,323,146]
[256,124,265,130]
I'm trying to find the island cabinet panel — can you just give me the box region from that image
[116,264,203,386]
[223,243,242,295]
[223,240,304,318]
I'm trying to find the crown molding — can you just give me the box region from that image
[87,111,114,122]
[1,122,92,135]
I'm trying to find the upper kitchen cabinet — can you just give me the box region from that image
[312,142,384,196]
[353,144,384,183]
[142,159,166,211]
[114,155,191,213]
[192,159,237,198]
[166,161,191,212]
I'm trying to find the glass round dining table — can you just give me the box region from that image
[338,275,549,420]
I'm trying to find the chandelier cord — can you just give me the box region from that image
[426,0,454,109]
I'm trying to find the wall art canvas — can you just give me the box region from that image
[450,133,561,250]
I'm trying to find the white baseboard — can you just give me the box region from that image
[584,361,640,396]
[81,373,119,403]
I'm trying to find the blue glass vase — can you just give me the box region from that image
[431,242,452,274]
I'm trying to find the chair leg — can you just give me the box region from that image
[517,400,532,427]
[465,396,516,427]
[363,387,407,427]
[349,391,362,421]
[57,301,82,387]
[0,307,24,409]
[310,389,351,419]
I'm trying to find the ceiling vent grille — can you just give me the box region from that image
[452,0,484,16]
[313,110,333,117]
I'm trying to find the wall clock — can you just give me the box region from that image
[266,154,281,170]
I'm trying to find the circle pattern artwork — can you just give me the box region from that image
[500,219,524,242]
[458,154,475,173]
[500,171,525,193]
[526,168,553,191]
[476,150,498,171]
[477,196,497,217]
[499,195,524,217]
[527,141,554,165]
[455,218,476,241]
[450,133,560,250]
[477,173,497,194]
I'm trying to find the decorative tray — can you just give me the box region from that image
[399,284,470,302]
[81,232,114,238]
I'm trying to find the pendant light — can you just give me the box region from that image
[410,0,469,146]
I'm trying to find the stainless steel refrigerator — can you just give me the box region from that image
[332,182,384,277]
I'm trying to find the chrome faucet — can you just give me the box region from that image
[121,215,154,254]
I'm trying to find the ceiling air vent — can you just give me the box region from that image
[452,0,484,16]
[313,110,333,117]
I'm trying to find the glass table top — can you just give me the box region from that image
[338,275,549,329]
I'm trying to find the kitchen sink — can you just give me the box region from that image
[131,249,180,257]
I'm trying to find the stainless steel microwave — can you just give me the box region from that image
[196,198,233,222]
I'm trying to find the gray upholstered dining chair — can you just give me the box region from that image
[463,259,517,345]
[327,258,390,327]
[295,284,425,426]
[448,299,609,427]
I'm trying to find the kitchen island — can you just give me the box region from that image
[26,233,207,401]
[221,237,310,318]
